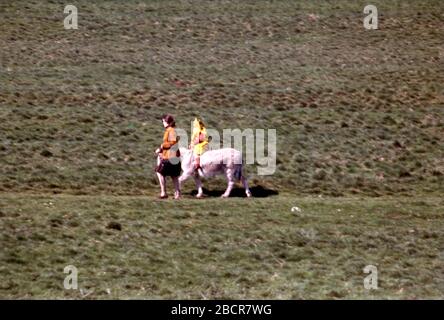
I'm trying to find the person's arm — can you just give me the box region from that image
[198,131,206,143]
[161,128,177,149]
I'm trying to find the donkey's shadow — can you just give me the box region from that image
[190,185,278,198]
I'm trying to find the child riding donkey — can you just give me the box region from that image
[189,118,209,176]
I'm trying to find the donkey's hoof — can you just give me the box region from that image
[246,192,252,198]
[221,194,229,198]
[196,194,204,198]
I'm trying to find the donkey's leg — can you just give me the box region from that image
[241,174,252,197]
[221,168,235,198]
[172,176,181,199]
[178,171,193,189]
[193,176,204,198]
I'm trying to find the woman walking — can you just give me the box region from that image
[155,114,181,199]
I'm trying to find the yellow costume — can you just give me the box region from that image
[190,118,208,173]
[191,118,208,156]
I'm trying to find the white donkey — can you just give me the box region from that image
[178,147,252,198]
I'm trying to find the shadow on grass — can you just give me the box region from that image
[190,185,279,198]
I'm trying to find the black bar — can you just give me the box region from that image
[0,300,439,319]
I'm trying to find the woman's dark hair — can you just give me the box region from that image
[161,114,175,127]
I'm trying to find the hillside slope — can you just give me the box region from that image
[1,0,443,196]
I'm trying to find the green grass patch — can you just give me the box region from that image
[0,193,443,299]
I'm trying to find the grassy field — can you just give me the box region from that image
[1,0,443,196]
[0,0,443,299]
[1,193,443,299]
